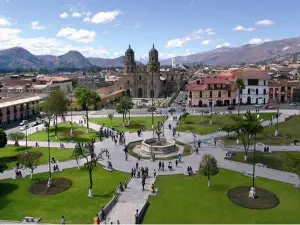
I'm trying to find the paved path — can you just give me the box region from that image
[1,110,300,223]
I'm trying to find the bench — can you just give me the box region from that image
[149,188,159,196]
[293,184,300,188]
[183,171,196,176]
[242,171,255,177]
[256,163,267,168]
[104,167,114,172]
[25,217,35,223]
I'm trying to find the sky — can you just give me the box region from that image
[0,0,300,59]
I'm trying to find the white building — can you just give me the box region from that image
[238,70,270,104]
[172,57,176,68]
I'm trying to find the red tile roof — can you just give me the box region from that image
[268,80,298,87]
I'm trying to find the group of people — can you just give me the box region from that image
[187,166,194,176]
[137,128,145,137]
[15,169,22,178]
[59,143,65,149]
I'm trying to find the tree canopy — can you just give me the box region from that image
[199,154,219,186]
[116,96,134,122]
[281,153,300,180]
[8,132,25,146]
[74,85,101,110]
[0,129,7,148]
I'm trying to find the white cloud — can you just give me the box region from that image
[0,28,108,57]
[113,51,124,57]
[56,27,96,43]
[113,23,120,27]
[134,24,140,28]
[255,20,274,25]
[91,10,120,24]
[216,42,230,49]
[233,25,254,31]
[165,28,215,48]
[31,21,45,30]
[84,11,92,17]
[83,17,90,23]
[0,16,11,27]
[0,27,22,42]
[201,40,212,45]
[72,12,82,18]
[60,12,68,19]
[248,38,271,44]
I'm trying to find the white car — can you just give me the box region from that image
[20,120,28,126]
[290,102,298,106]
[20,125,29,131]
[254,104,262,108]
[155,109,162,114]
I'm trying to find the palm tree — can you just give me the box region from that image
[235,78,245,117]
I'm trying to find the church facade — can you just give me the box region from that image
[120,45,161,98]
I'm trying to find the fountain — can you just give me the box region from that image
[132,121,182,158]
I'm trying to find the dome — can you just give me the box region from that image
[149,44,158,55]
[125,45,134,55]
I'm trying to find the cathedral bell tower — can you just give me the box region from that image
[147,44,160,72]
[124,45,136,73]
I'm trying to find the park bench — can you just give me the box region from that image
[256,163,267,168]
[25,217,35,223]
[183,171,196,176]
[293,184,300,188]
[242,171,255,177]
[225,151,236,158]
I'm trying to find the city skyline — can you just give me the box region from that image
[0,0,299,59]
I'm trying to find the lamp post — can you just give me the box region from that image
[209,99,213,124]
[47,120,52,188]
[275,94,279,136]
[25,126,28,150]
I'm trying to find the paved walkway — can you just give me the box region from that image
[1,110,300,223]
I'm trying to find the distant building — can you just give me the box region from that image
[268,80,298,103]
[172,57,176,68]
[187,77,236,107]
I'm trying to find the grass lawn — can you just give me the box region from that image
[177,113,274,135]
[127,140,192,160]
[0,166,128,224]
[0,146,74,170]
[29,123,99,143]
[226,151,300,172]
[143,169,300,224]
[223,115,300,145]
[90,116,164,132]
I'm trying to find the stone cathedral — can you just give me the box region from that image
[121,45,161,98]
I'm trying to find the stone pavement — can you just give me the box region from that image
[1,110,300,223]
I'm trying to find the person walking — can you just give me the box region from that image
[135,210,139,224]
[153,169,156,178]
[142,178,145,191]
[61,216,65,225]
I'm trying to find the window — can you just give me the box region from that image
[263,89,266,94]
[218,91,221,97]
[131,66,134,71]
[228,91,231,97]
[264,80,266,86]
[248,89,250,94]
[200,91,202,98]
[139,76,142,80]
[256,89,258,94]
[240,89,242,94]
[197,80,200,85]
[210,91,212,98]
[127,80,130,84]
[248,79,259,86]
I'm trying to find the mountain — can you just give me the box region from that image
[161,36,300,65]
[58,51,93,68]
[88,56,124,67]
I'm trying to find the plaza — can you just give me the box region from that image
[0,111,300,224]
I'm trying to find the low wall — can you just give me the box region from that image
[137,201,149,224]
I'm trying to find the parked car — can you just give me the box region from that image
[31,121,40,127]
[264,104,274,109]
[20,125,29,131]
[20,120,28,126]
[155,109,162,114]
[290,102,298,106]
[168,107,176,113]
[147,107,156,112]
[254,104,262,108]
[227,106,235,110]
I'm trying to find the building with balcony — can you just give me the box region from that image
[268,80,298,103]
[0,94,43,126]
[187,77,236,107]
[219,68,270,105]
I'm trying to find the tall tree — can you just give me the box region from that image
[199,154,219,187]
[108,113,114,127]
[235,78,245,117]
[8,132,25,146]
[236,112,264,161]
[19,152,39,179]
[74,85,101,130]
[73,142,103,197]
[46,89,69,135]
[116,96,134,124]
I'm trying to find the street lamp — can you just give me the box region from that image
[47,121,52,188]
[248,114,263,199]
[25,126,28,151]
[209,99,213,124]
[275,96,279,136]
